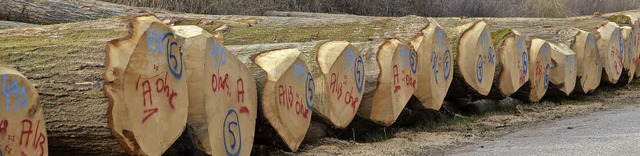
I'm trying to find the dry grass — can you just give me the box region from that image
[102,0,640,17]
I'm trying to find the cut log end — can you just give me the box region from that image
[513,39,552,102]
[619,26,637,84]
[0,66,48,156]
[254,49,313,152]
[204,36,258,155]
[411,19,453,110]
[549,43,577,96]
[358,39,417,126]
[572,30,602,94]
[312,41,364,128]
[105,17,189,155]
[449,21,496,98]
[489,29,529,98]
[597,22,624,84]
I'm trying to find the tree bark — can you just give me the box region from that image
[0,0,167,25]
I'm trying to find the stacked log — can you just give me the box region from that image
[596,22,624,84]
[446,21,497,99]
[487,29,529,99]
[410,19,454,110]
[105,17,190,155]
[253,49,313,151]
[0,66,48,156]
[607,15,640,82]
[357,39,417,126]
[512,39,552,102]
[310,41,364,128]
[547,43,577,96]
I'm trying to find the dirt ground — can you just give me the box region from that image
[254,80,640,155]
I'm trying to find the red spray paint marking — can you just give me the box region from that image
[239,106,249,114]
[393,65,401,93]
[18,119,46,156]
[278,84,309,119]
[237,78,245,103]
[0,119,7,134]
[142,108,159,123]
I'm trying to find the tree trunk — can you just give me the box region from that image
[357,39,418,126]
[547,42,577,96]
[309,41,364,129]
[1,6,639,154]
[445,21,497,100]
[0,0,166,25]
[409,19,453,110]
[487,28,528,99]
[512,39,552,102]
[607,15,640,83]
[0,66,48,156]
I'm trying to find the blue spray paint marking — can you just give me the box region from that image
[617,29,624,58]
[409,51,417,75]
[305,72,315,111]
[518,38,529,75]
[522,51,529,75]
[568,56,574,73]
[399,47,409,68]
[544,64,550,90]
[294,64,306,85]
[476,55,484,83]
[223,109,241,156]
[2,75,27,112]
[163,33,183,79]
[436,28,446,51]
[145,29,165,55]
[432,51,439,84]
[443,50,451,81]
[354,56,365,93]
[482,32,496,65]
[209,39,228,68]
[345,49,355,72]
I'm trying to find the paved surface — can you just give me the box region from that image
[453,105,640,156]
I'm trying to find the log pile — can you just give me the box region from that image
[3,0,640,155]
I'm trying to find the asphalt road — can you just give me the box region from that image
[453,105,640,156]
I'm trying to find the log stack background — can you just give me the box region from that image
[2,0,640,155]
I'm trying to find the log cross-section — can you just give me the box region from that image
[358,39,418,126]
[311,41,364,128]
[254,49,313,152]
[447,21,496,99]
[204,34,257,156]
[513,39,552,102]
[572,30,602,94]
[488,29,529,99]
[411,19,454,110]
[0,66,48,156]
[105,18,189,155]
[620,26,637,84]
[548,43,577,95]
[597,22,624,84]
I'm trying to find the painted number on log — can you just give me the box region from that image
[146,29,184,79]
[2,76,27,112]
[136,73,178,123]
[355,55,365,93]
[223,109,241,156]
